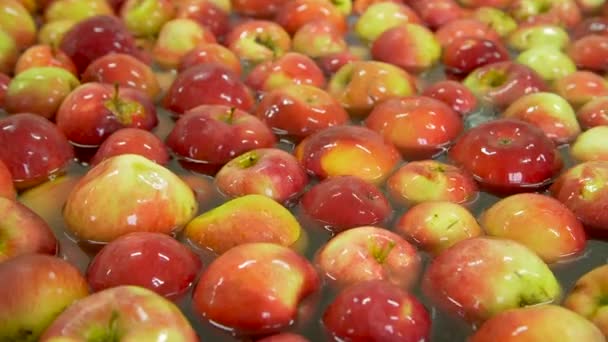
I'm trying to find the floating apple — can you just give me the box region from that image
[516,46,576,82]
[435,18,502,48]
[0,0,36,49]
[571,126,608,162]
[422,237,561,323]
[87,232,202,299]
[225,19,291,65]
[292,20,347,59]
[44,0,114,23]
[0,160,14,199]
[63,154,198,243]
[0,73,9,108]
[90,128,170,166]
[564,264,608,336]
[0,254,89,341]
[422,80,478,116]
[120,0,175,38]
[472,7,517,37]
[215,148,308,204]
[354,2,421,42]
[0,29,17,74]
[175,0,231,38]
[295,125,401,184]
[553,71,608,109]
[37,19,75,48]
[395,201,483,255]
[179,43,242,76]
[470,305,605,342]
[40,286,199,341]
[480,193,587,263]
[274,0,347,35]
[257,333,310,342]
[192,243,319,335]
[577,96,608,129]
[185,194,302,254]
[301,176,392,233]
[322,280,430,342]
[153,18,217,69]
[14,44,77,76]
[507,24,570,51]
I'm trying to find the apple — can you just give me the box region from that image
[120,0,175,38]
[370,23,441,74]
[516,46,577,81]
[408,0,469,30]
[315,48,361,76]
[90,128,170,166]
[192,242,319,335]
[509,0,582,28]
[0,197,57,262]
[55,83,158,148]
[449,119,563,195]
[153,18,216,69]
[571,17,608,40]
[274,0,347,35]
[0,159,15,199]
[225,19,292,65]
[163,63,255,116]
[564,264,608,337]
[257,333,310,342]
[254,83,349,140]
[442,37,510,78]
[463,61,548,109]
[568,35,608,73]
[185,194,302,254]
[231,0,285,18]
[63,154,198,243]
[179,43,243,76]
[295,125,401,184]
[215,148,308,204]
[480,193,587,263]
[39,285,199,341]
[14,44,77,76]
[0,113,74,190]
[470,305,605,342]
[44,0,114,23]
[550,161,608,233]
[322,280,430,342]
[502,92,581,144]
[178,173,218,210]
[395,201,483,255]
[37,19,75,48]
[327,61,416,117]
[245,52,326,94]
[165,105,276,175]
[422,80,478,116]
[175,0,231,38]
[354,2,421,42]
[59,15,149,75]
[435,18,502,48]
[86,232,201,299]
[386,160,479,206]
[291,20,347,59]
[0,0,36,49]
[4,66,80,119]
[0,254,89,341]
[301,176,391,233]
[0,73,9,109]
[472,7,517,37]
[81,53,161,100]
[422,236,561,323]
[577,96,608,129]
[507,24,570,51]
[365,95,464,160]
[314,226,420,289]
[571,126,608,162]
[553,71,608,108]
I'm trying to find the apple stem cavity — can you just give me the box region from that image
[105,84,144,126]
[368,237,396,264]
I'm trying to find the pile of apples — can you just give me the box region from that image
[3,0,608,340]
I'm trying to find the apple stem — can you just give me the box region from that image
[224,107,236,124]
[368,237,396,264]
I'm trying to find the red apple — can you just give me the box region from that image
[87,232,202,300]
[63,154,198,243]
[577,96,608,129]
[571,17,608,40]
[470,305,605,342]
[56,83,158,148]
[387,160,479,206]
[0,0,36,49]
[408,0,469,29]
[480,193,587,263]
[292,20,347,59]
[257,333,310,342]
[422,237,561,323]
[163,63,255,116]
[179,43,243,76]
[564,264,608,336]
[152,18,217,69]
[0,159,15,199]
[365,95,464,160]
[14,44,77,76]
[254,83,349,140]
[40,285,199,341]
[232,0,288,18]
[550,161,608,234]
[0,73,9,109]
[554,71,608,108]
[245,52,326,94]
[176,0,231,38]
[0,113,74,190]
[274,0,347,35]
[215,148,308,205]
[0,197,57,262]
[166,105,276,175]
[315,226,420,289]
[395,201,483,255]
[90,128,170,166]
[422,80,478,116]
[81,53,161,100]
[192,242,319,335]
[301,176,391,233]
[435,18,502,48]
[315,49,361,76]
[568,35,608,72]
[59,15,148,75]
[322,280,431,342]
[295,125,401,184]
[225,19,292,65]
[442,37,510,78]
[510,0,582,28]
[449,119,563,195]
[0,254,89,341]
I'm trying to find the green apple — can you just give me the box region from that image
[0,29,18,75]
[120,0,176,38]
[508,24,570,51]
[571,126,608,162]
[44,0,114,23]
[354,2,420,43]
[516,46,576,81]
